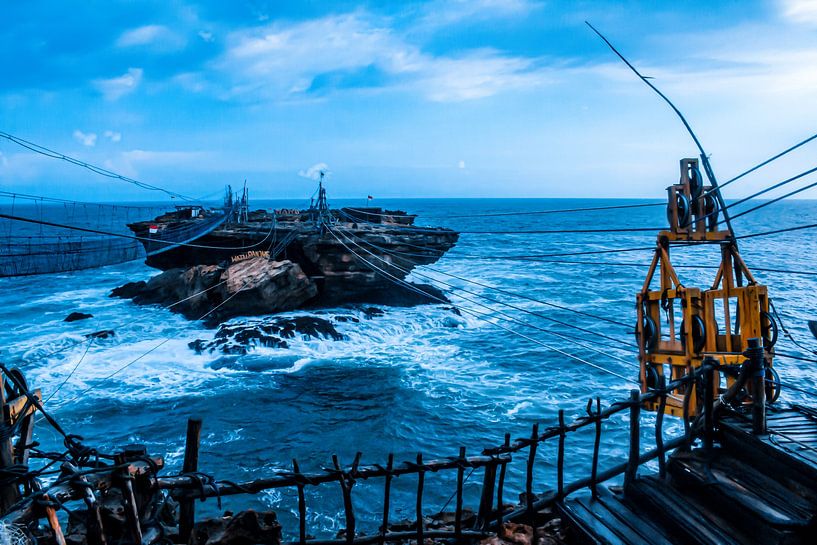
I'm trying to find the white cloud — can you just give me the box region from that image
[458,160,466,169]
[419,0,538,28]
[0,152,7,167]
[116,25,186,49]
[104,130,122,143]
[72,130,97,147]
[212,12,549,102]
[781,0,817,25]
[298,162,329,180]
[94,68,143,100]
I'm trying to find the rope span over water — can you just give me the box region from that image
[325,222,639,384]
[0,130,197,202]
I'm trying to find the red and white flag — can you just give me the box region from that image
[149,225,159,234]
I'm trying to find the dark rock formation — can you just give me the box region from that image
[189,316,346,355]
[112,258,318,327]
[65,312,93,322]
[86,330,115,340]
[110,281,147,299]
[191,510,281,545]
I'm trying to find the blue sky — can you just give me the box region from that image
[2,0,817,202]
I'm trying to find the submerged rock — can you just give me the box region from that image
[191,510,281,545]
[86,330,115,340]
[110,280,147,299]
[64,312,93,322]
[111,258,317,327]
[190,316,346,355]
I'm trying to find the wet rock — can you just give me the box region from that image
[65,312,93,322]
[86,330,115,340]
[111,258,318,327]
[191,510,281,545]
[190,316,344,355]
[333,314,360,323]
[362,307,384,319]
[206,258,317,326]
[110,280,147,299]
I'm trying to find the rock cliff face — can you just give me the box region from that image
[113,258,318,327]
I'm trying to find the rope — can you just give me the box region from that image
[43,338,95,403]
[707,131,817,195]
[346,201,665,219]
[43,276,256,412]
[0,130,197,201]
[334,227,639,364]
[325,223,639,384]
[0,211,276,252]
[338,228,639,345]
[343,233,636,329]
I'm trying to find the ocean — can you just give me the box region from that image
[0,197,815,537]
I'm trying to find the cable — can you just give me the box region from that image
[327,224,640,382]
[0,211,276,252]
[736,222,817,240]
[43,339,95,403]
[44,276,255,411]
[456,227,663,235]
[339,227,637,331]
[775,352,817,364]
[700,131,817,199]
[0,130,198,201]
[346,201,665,219]
[0,191,168,210]
[334,227,638,362]
[585,21,736,240]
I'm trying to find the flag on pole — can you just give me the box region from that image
[149,225,159,234]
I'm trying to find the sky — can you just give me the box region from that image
[2,0,817,202]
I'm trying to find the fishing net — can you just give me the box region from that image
[0,193,166,277]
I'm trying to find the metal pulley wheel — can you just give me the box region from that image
[680,315,707,353]
[704,192,719,230]
[667,193,691,229]
[638,315,659,353]
[688,165,704,200]
[760,310,779,349]
[765,367,781,403]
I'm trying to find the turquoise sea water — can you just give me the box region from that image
[0,197,815,537]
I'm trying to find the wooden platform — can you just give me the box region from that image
[558,406,817,544]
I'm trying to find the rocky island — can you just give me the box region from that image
[112,186,459,326]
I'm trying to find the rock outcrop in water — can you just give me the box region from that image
[189,316,347,355]
[112,257,318,327]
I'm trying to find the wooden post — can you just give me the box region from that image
[332,454,357,545]
[454,447,465,540]
[179,418,202,544]
[495,433,509,522]
[702,357,717,451]
[746,338,766,435]
[0,368,19,513]
[525,423,539,516]
[63,462,107,545]
[557,410,565,499]
[590,399,601,497]
[476,460,497,530]
[293,459,307,545]
[655,394,667,479]
[415,453,424,545]
[380,454,393,545]
[624,390,641,491]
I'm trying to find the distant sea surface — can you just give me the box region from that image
[1,197,815,537]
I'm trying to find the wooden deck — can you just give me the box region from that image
[558,405,817,544]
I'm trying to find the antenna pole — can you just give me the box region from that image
[585,22,737,243]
